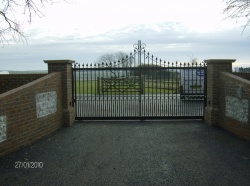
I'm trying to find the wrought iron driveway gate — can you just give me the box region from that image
[72,41,207,120]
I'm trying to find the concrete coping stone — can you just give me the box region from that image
[204,59,236,63]
[44,60,75,64]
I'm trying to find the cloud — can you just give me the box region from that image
[0,21,249,70]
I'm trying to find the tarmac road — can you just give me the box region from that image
[0,120,250,186]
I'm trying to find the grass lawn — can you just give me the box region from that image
[73,81,97,94]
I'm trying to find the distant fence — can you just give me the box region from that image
[97,76,144,94]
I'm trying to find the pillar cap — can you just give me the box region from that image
[44,60,75,64]
[204,59,236,63]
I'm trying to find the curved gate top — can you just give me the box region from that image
[72,40,207,120]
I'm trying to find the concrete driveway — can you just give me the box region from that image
[0,120,250,186]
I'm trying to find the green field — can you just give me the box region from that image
[73,80,179,94]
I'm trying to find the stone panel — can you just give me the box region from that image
[0,116,7,142]
[36,91,57,118]
[226,96,248,123]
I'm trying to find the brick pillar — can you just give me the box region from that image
[44,60,75,127]
[204,59,236,126]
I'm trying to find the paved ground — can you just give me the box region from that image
[0,120,250,186]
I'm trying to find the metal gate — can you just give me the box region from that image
[72,41,207,120]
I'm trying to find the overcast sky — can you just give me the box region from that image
[0,0,250,71]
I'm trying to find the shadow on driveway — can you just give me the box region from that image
[0,120,250,186]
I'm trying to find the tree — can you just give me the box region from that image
[187,54,199,65]
[96,52,133,68]
[223,0,250,33]
[96,52,134,78]
[132,64,161,77]
[0,0,63,44]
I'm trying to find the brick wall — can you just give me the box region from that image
[45,60,75,127]
[219,72,250,141]
[0,74,46,94]
[204,59,235,126]
[47,63,73,109]
[0,73,63,157]
[233,72,250,81]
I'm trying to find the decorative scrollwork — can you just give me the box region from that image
[133,40,146,53]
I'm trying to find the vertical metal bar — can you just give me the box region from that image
[151,55,154,117]
[72,64,75,108]
[174,64,176,116]
[105,67,107,117]
[133,43,137,117]
[163,61,166,117]
[72,66,75,110]
[174,62,177,116]
[114,68,117,117]
[121,67,123,117]
[116,68,118,117]
[75,66,77,117]
[132,53,135,117]
[110,65,113,117]
[84,66,86,118]
[105,67,108,117]
[106,66,109,117]
[76,66,79,117]
[147,52,150,117]
[170,62,173,116]
[73,64,78,117]
[81,65,84,117]
[138,40,142,118]
[86,64,89,117]
[196,64,198,101]
[195,66,197,116]
[82,65,85,117]
[172,62,175,116]
[176,62,179,116]
[178,65,181,116]
[187,64,190,116]
[109,66,113,117]
[74,66,77,117]
[76,65,79,117]
[191,65,193,102]
[98,65,101,117]
[167,62,170,117]
[96,69,98,117]
[90,64,93,117]
[73,65,76,116]
[97,77,100,94]
[143,50,146,117]
[78,66,81,117]
[102,68,105,117]
[184,65,187,116]
[155,58,158,117]
[159,60,162,117]
[106,67,108,117]
[175,63,177,116]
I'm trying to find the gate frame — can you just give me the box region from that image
[72,41,207,120]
